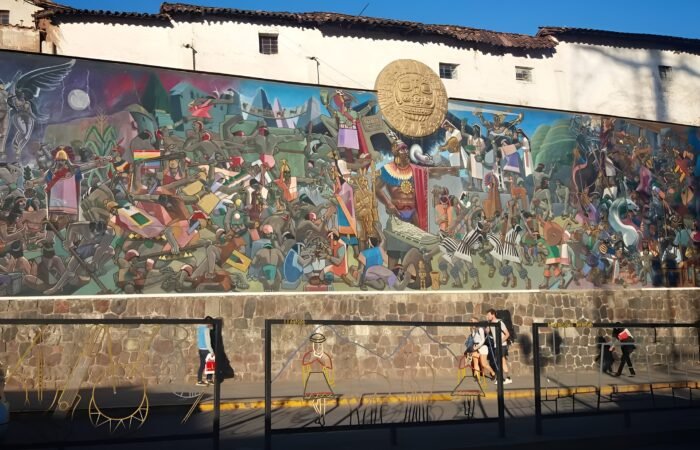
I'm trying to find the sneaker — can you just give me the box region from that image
[504,378,513,385]
[196,381,207,386]
[207,379,216,385]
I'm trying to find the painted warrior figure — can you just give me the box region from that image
[321,90,375,161]
[45,146,109,228]
[375,137,429,231]
[440,120,469,182]
[302,333,335,426]
[43,221,115,295]
[352,167,381,250]
[463,123,486,191]
[474,111,524,191]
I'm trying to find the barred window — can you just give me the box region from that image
[515,66,533,82]
[259,34,278,55]
[439,63,458,80]
[0,11,10,25]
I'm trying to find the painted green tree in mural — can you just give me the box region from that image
[531,119,576,165]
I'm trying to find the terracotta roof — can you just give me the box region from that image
[34,7,169,21]
[160,2,555,50]
[537,27,700,54]
[34,2,556,51]
[26,0,69,7]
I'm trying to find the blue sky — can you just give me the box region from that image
[60,0,700,39]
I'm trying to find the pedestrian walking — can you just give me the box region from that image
[470,317,496,380]
[196,317,215,386]
[486,309,513,384]
[209,318,235,381]
[595,335,614,374]
[611,323,636,377]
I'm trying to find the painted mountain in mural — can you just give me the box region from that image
[295,97,322,131]
[250,88,277,127]
[272,98,294,128]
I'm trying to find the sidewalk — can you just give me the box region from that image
[5,366,697,412]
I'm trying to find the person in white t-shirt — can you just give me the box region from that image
[486,309,513,384]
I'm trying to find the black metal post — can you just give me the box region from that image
[265,320,272,450]
[533,323,543,435]
[213,318,222,450]
[496,320,505,438]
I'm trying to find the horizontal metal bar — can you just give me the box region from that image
[539,404,700,421]
[2,432,215,449]
[0,318,222,326]
[271,417,500,434]
[533,322,698,329]
[266,319,487,327]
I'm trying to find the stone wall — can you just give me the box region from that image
[0,289,698,388]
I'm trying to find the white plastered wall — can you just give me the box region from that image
[0,0,40,27]
[49,18,700,126]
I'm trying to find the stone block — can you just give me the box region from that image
[54,300,70,314]
[110,299,128,316]
[244,299,256,319]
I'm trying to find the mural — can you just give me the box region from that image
[0,50,698,297]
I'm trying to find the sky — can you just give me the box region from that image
[58,0,700,39]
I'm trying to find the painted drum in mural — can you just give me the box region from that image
[0,50,698,297]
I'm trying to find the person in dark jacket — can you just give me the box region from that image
[595,335,614,374]
[611,324,636,377]
[209,319,235,382]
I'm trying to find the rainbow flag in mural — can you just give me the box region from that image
[133,149,161,171]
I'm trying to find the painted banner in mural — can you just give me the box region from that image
[0,50,698,297]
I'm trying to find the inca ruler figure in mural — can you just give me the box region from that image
[302,333,335,426]
[375,134,429,231]
[0,51,697,297]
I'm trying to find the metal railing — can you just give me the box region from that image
[0,317,223,450]
[264,319,507,450]
[532,321,700,435]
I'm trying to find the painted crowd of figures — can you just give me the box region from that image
[0,52,698,296]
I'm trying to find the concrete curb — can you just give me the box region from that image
[199,380,700,411]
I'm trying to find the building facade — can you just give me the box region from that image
[27,3,700,128]
[0,1,698,387]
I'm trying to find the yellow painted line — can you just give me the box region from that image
[198,380,700,412]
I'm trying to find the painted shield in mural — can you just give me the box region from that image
[543,221,565,247]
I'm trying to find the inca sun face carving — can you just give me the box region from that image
[394,73,435,121]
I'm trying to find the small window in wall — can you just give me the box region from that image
[0,11,10,25]
[658,65,673,81]
[515,66,533,82]
[259,34,278,55]
[439,63,458,79]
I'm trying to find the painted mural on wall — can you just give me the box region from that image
[0,50,698,297]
